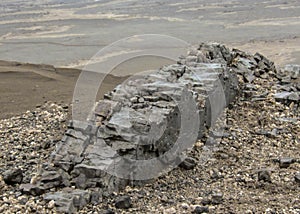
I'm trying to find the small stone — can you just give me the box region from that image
[115,195,132,209]
[48,200,55,209]
[18,195,28,205]
[193,206,209,214]
[20,183,45,196]
[210,169,223,180]
[211,192,223,204]
[210,130,230,138]
[245,83,258,91]
[62,104,69,109]
[281,76,292,83]
[101,209,115,214]
[274,92,300,104]
[41,140,52,149]
[181,202,189,209]
[279,157,294,168]
[243,71,256,83]
[44,192,77,213]
[258,170,272,183]
[201,198,212,206]
[0,176,6,189]
[138,97,145,103]
[288,92,300,102]
[283,64,300,79]
[130,97,138,103]
[179,157,197,170]
[266,129,277,138]
[90,190,102,205]
[295,172,300,183]
[274,92,292,101]
[243,90,254,99]
[164,207,176,214]
[3,168,23,185]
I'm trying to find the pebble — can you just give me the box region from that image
[164,207,176,214]
[180,202,189,209]
[102,209,115,214]
[258,170,272,183]
[48,200,55,209]
[295,172,300,184]
[115,195,132,209]
[3,168,23,185]
[211,192,223,205]
[0,175,6,189]
[193,206,209,214]
[279,157,294,168]
[179,157,197,170]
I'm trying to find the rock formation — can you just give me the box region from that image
[19,43,299,213]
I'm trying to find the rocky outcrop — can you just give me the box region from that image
[20,42,297,213]
[274,64,300,104]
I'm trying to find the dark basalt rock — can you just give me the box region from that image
[193,206,209,214]
[115,195,132,209]
[3,168,23,185]
[258,170,272,183]
[279,157,294,168]
[179,157,197,170]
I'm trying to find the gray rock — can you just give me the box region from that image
[3,168,23,185]
[23,42,245,210]
[276,117,298,123]
[243,71,255,83]
[19,183,45,196]
[281,76,292,83]
[279,157,294,168]
[101,209,115,214]
[193,206,209,214]
[71,189,91,208]
[256,129,277,138]
[283,64,300,79]
[295,172,300,183]
[210,130,230,138]
[201,198,212,206]
[44,192,76,214]
[258,170,272,183]
[179,157,197,170]
[274,92,300,103]
[211,192,223,205]
[288,92,300,102]
[44,189,90,213]
[274,91,292,100]
[90,189,103,205]
[40,171,62,183]
[94,100,121,119]
[115,195,132,209]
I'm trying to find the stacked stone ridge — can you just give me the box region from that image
[20,43,281,213]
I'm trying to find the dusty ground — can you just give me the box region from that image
[0,60,133,119]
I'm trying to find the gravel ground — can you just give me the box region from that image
[0,103,69,213]
[0,71,299,213]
